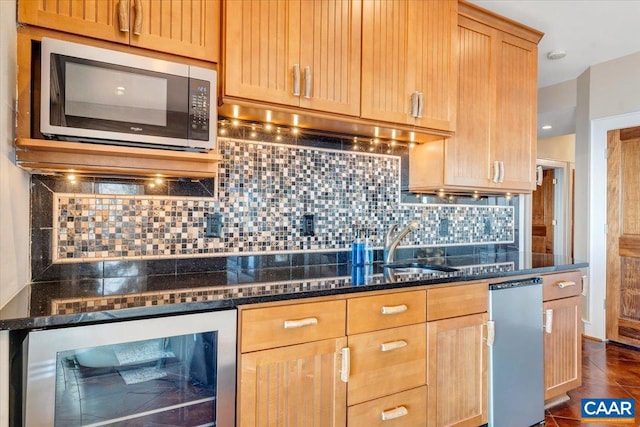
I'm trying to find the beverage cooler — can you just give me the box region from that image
[22,310,236,427]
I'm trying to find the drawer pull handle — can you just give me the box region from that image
[380,340,407,352]
[381,304,408,315]
[283,317,318,329]
[381,406,409,421]
[557,281,576,289]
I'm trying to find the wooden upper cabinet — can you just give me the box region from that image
[18,0,128,43]
[224,0,361,116]
[130,0,220,62]
[18,0,220,62]
[409,3,542,193]
[493,31,538,191]
[361,0,457,132]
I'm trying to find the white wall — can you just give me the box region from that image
[1,0,29,308]
[1,1,28,425]
[574,50,640,340]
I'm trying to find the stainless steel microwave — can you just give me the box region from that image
[40,38,216,151]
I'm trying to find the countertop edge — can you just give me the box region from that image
[0,262,588,332]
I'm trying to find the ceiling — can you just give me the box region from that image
[469,0,640,89]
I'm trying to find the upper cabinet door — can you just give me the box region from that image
[492,32,538,191]
[298,0,361,116]
[18,0,129,44]
[224,0,301,106]
[410,0,458,132]
[361,0,457,132]
[130,0,220,62]
[443,16,494,188]
[224,0,361,116]
[18,0,220,62]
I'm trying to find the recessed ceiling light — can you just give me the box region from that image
[541,125,553,130]
[547,50,567,60]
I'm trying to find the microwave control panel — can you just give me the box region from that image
[189,79,211,141]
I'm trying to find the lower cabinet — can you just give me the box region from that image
[239,338,348,427]
[542,271,583,402]
[427,312,489,427]
[238,283,490,427]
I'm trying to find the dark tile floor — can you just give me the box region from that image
[546,338,640,426]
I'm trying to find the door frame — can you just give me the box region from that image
[523,159,573,257]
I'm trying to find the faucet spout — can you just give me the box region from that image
[383,220,420,264]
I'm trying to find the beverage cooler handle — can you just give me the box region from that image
[118,0,129,32]
[133,0,143,35]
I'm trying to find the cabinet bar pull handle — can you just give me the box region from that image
[557,281,577,289]
[304,66,312,99]
[118,0,129,32]
[544,309,554,334]
[381,304,408,315]
[133,0,143,35]
[485,320,495,346]
[499,161,505,183]
[410,92,419,117]
[417,92,424,118]
[492,161,500,183]
[380,340,407,352]
[292,64,301,96]
[381,406,409,421]
[340,347,350,383]
[283,317,318,329]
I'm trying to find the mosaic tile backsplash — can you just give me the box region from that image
[52,138,514,262]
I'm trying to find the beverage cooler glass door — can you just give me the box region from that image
[23,310,236,427]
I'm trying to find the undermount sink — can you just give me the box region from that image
[382,262,459,274]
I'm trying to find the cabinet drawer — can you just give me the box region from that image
[427,282,488,321]
[240,300,346,353]
[348,323,427,406]
[347,290,426,334]
[543,270,583,301]
[348,386,427,427]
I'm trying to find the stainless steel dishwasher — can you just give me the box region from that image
[488,277,544,427]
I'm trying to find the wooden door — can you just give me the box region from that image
[427,313,488,427]
[298,0,361,116]
[360,0,412,125]
[492,32,537,191]
[224,0,301,106]
[606,127,640,346]
[443,16,494,188]
[410,0,457,132]
[239,337,347,427]
[18,0,129,44]
[130,0,220,62]
[532,168,555,254]
[544,296,582,400]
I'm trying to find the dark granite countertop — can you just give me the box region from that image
[0,251,588,331]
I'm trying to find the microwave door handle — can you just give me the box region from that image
[118,0,129,32]
[133,0,143,35]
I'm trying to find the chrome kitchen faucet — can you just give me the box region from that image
[383,220,420,264]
